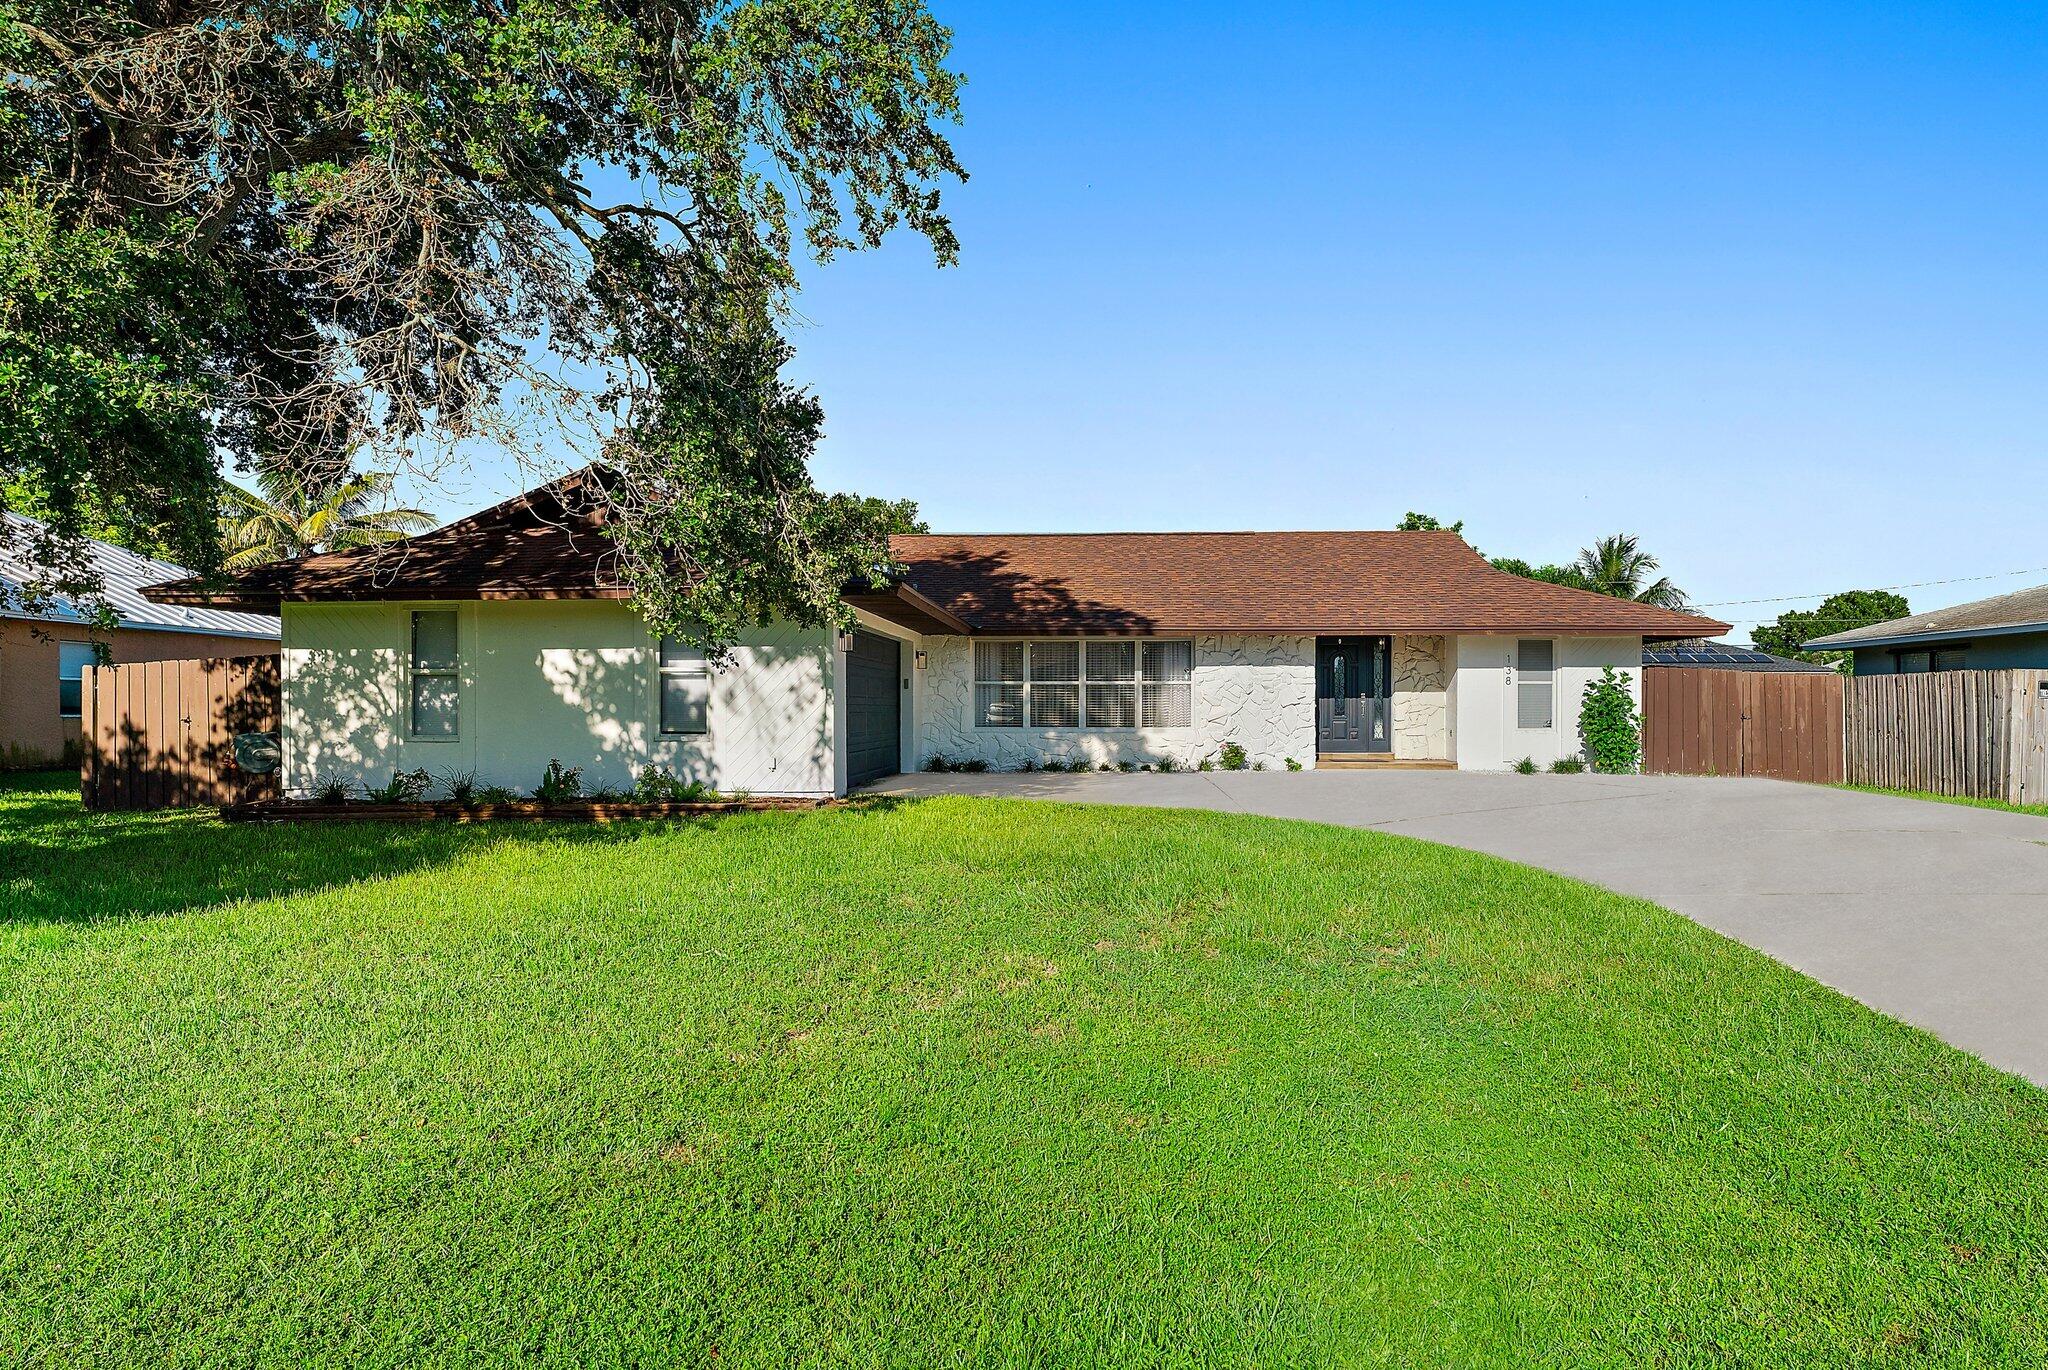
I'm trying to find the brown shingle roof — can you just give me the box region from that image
[886,531,1729,638]
[144,470,1730,640]
[145,471,629,613]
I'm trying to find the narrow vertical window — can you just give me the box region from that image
[1085,641,1138,728]
[1516,639,1554,730]
[974,641,1025,727]
[1141,640,1192,727]
[659,636,710,734]
[58,641,95,719]
[1028,641,1080,727]
[410,611,459,738]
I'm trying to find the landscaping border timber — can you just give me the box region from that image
[224,798,836,823]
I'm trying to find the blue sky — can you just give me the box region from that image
[481,2,2048,640]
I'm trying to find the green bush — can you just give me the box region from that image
[534,759,584,804]
[311,775,352,804]
[1218,741,1249,771]
[922,755,953,773]
[1512,757,1538,775]
[1155,755,1179,773]
[1578,668,1643,774]
[635,766,714,803]
[1549,755,1585,774]
[439,768,480,805]
[366,768,432,803]
[1285,757,1302,772]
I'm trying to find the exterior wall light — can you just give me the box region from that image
[914,650,928,671]
[836,630,856,652]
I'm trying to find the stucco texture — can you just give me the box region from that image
[281,602,833,797]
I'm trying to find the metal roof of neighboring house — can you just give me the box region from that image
[1,513,280,640]
[1641,638,1838,673]
[1801,583,2048,651]
[142,468,1732,640]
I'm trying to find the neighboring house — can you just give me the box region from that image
[1642,639,1838,673]
[1802,584,2048,676]
[143,471,1728,796]
[1,514,280,768]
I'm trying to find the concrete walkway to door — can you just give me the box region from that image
[867,769,2048,1086]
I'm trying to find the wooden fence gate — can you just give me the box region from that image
[80,654,282,810]
[1642,668,1846,783]
[1845,670,2048,806]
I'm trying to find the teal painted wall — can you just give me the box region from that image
[1852,630,2048,675]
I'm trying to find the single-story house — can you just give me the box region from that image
[1641,639,1837,673]
[1802,584,2048,676]
[143,471,1727,796]
[1,513,280,769]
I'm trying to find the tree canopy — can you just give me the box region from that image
[0,0,964,645]
[1751,590,1909,672]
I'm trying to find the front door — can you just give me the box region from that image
[1317,636,1391,754]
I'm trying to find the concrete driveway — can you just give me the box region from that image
[868,769,2048,1085]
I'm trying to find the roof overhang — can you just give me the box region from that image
[1803,620,2048,653]
[843,583,974,635]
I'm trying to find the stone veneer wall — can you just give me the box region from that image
[917,633,1316,770]
[1393,635,1450,760]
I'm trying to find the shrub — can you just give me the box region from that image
[534,759,584,803]
[1578,667,1643,774]
[1013,758,1038,772]
[1116,760,1136,772]
[1284,757,1303,772]
[1549,755,1586,775]
[439,768,480,805]
[956,758,990,773]
[1197,757,1216,773]
[311,775,352,804]
[366,768,432,803]
[1155,755,1179,773]
[635,766,714,803]
[1513,756,1538,775]
[1218,740,1249,771]
[475,785,522,805]
[922,755,953,773]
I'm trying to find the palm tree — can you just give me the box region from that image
[1569,533,1689,609]
[221,469,435,569]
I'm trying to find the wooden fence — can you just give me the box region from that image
[1845,670,2048,806]
[80,654,281,811]
[1642,668,1846,784]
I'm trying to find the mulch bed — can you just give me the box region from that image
[223,797,836,824]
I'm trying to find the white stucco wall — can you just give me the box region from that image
[281,601,833,796]
[1448,634,1643,769]
[1392,635,1450,760]
[914,633,1317,770]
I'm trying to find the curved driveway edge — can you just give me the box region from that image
[866,770,2048,1086]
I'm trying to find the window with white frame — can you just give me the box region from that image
[974,639,1193,729]
[659,636,710,734]
[1516,639,1555,730]
[409,611,459,738]
[58,641,95,719]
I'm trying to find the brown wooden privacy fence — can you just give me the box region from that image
[1642,668,1846,784]
[80,654,281,811]
[1846,670,2048,806]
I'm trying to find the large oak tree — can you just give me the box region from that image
[0,0,961,643]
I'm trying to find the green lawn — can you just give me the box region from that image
[1840,784,2048,820]
[3,770,2046,1367]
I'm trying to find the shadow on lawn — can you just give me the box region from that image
[0,770,749,927]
